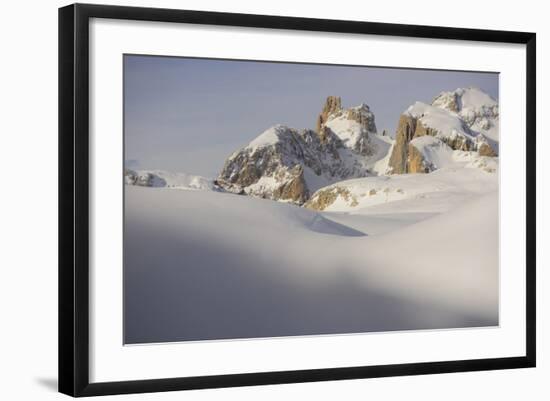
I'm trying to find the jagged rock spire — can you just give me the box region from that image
[316,96,342,133]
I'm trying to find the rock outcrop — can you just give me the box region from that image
[387,115,417,174]
[407,142,429,174]
[387,87,499,174]
[478,142,498,157]
[316,96,342,134]
[305,186,358,210]
[124,169,213,190]
[124,169,167,187]
[216,97,382,204]
[316,96,378,152]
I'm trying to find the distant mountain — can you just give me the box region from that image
[127,88,499,208]
[215,96,391,205]
[388,87,499,174]
[124,169,214,191]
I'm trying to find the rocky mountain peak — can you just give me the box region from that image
[431,87,499,129]
[316,96,342,133]
[216,96,385,204]
[431,90,460,112]
[388,87,499,175]
[316,98,378,155]
[345,103,377,133]
[316,98,377,138]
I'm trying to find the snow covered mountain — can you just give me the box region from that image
[124,169,214,191]
[127,88,498,210]
[124,89,500,342]
[216,96,391,204]
[303,88,500,211]
[388,87,499,174]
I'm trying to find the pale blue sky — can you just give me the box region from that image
[124,55,498,177]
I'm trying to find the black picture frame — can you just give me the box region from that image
[59,3,536,397]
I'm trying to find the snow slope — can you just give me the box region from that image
[124,185,498,343]
[324,112,393,175]
[406,101,472,143]
[307,157,498,213]
[244,124,290,151]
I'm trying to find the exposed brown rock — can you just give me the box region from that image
[347,107,373,128]
[413,121,438,138]
[316,96,342,134]
[440,136,473,151]
[236,163,261,187]
[407,143,430,174]
[305,186,358,211]
[305,189,338,211]
[478,142,497,157]
[272,165,309,204]
[388,114,417,174]
[388,114,475,174]
[318,125,333,145]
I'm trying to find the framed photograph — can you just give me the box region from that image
[58,3,536,397]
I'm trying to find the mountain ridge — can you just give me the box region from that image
[215,96,388,204]
[125,87,499,209]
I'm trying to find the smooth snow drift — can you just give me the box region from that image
[124,179,498,343]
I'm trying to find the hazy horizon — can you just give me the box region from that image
[124,55,499,177]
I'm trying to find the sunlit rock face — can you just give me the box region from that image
[388,87,499,174]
